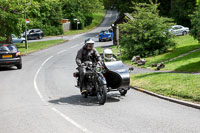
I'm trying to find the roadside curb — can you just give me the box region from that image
[131,86,200,110]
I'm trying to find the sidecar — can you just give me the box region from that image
[103,61,130,96]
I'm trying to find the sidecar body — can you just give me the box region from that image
[104,61,130,92]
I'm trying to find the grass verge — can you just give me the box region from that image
[143,35,200,68]
[97,35,200,72]
[64,9,106,35]
[16,39,67,55]
[130,72,200,103]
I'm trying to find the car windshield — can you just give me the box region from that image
[12,34,17,38]
[101,30,109,34]
[0,44,18,52]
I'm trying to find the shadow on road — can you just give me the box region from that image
[48,93,123,106]
[0,67,17,71]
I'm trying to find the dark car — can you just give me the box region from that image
[0,44,22,69]
[99,30,112,42]
[22,29,44,40]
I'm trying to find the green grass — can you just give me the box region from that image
[97,35,200,72]
[142,35,200,68]
[64,9,106,35]
[163,49,200,72]
[16,39,67,55]
[131,73,200,103]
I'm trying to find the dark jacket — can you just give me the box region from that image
[76,45,102,66]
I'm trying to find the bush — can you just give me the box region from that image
[119,2,175,58]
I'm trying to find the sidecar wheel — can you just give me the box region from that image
[119,88,127,96]
[97,85,107,105]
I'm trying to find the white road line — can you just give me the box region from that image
[57,50,67,55]
[70,44,79,49]
[52,107,92,133]
[34,56,54,104]
[33,52,92,133]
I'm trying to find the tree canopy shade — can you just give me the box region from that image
[170,0,196,27]
[103,0,196,27]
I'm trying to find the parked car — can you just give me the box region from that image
[99,30,112,42]
[108,28,114,37]
[12,34,25,43]
[0,44,22,69]
[22,29,44,40]
[168,25,189,36]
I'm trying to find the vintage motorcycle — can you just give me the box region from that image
[73,61,107,105]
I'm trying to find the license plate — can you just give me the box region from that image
[103,37,106,39]
[2,55,12,58]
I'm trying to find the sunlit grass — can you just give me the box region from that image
[16,39,67,55]
[131,73,200,103]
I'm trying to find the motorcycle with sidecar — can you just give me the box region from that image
[73,60,132,105]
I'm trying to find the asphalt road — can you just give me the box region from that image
[1,10,200,133]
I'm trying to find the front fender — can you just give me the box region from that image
[98,73,107,85]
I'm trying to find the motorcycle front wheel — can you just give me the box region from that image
[97,85,107,105]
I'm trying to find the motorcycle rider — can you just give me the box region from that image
[75,39,102,94]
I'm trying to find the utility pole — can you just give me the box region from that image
[116,26,119,48]
[24,0,28,49]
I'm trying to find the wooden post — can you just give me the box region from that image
[116,26,119,48]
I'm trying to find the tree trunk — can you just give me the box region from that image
[170,0,173,9]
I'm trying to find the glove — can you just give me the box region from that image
[81,63,85,66]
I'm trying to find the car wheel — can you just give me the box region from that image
[16,64,22,69]
[21,40,25,43]
[38,35,42,39]
[182,31,187,36]
[99,39,101,42]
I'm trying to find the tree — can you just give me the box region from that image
[170,0,196,27]
[0,0,25,43]
[190,6,200,42]
[119,2,175,58]
[62,0,103,29]
[27,0,63,36]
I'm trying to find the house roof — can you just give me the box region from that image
[114,13,134,25]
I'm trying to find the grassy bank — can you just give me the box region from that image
[64,9,106,35]
[98,35,200,72]
[96,35,200,103]
[131,73,200,103]
[142,35,200,69]
[16,39,66,55]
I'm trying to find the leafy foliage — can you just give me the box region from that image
[190,7,200,42]
[62,0,103,29]
[0,0,24,42]
[170,0,196,27]
[0,0,104,43]
[119,3,175,58]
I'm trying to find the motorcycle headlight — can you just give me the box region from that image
[96,67,102,72]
